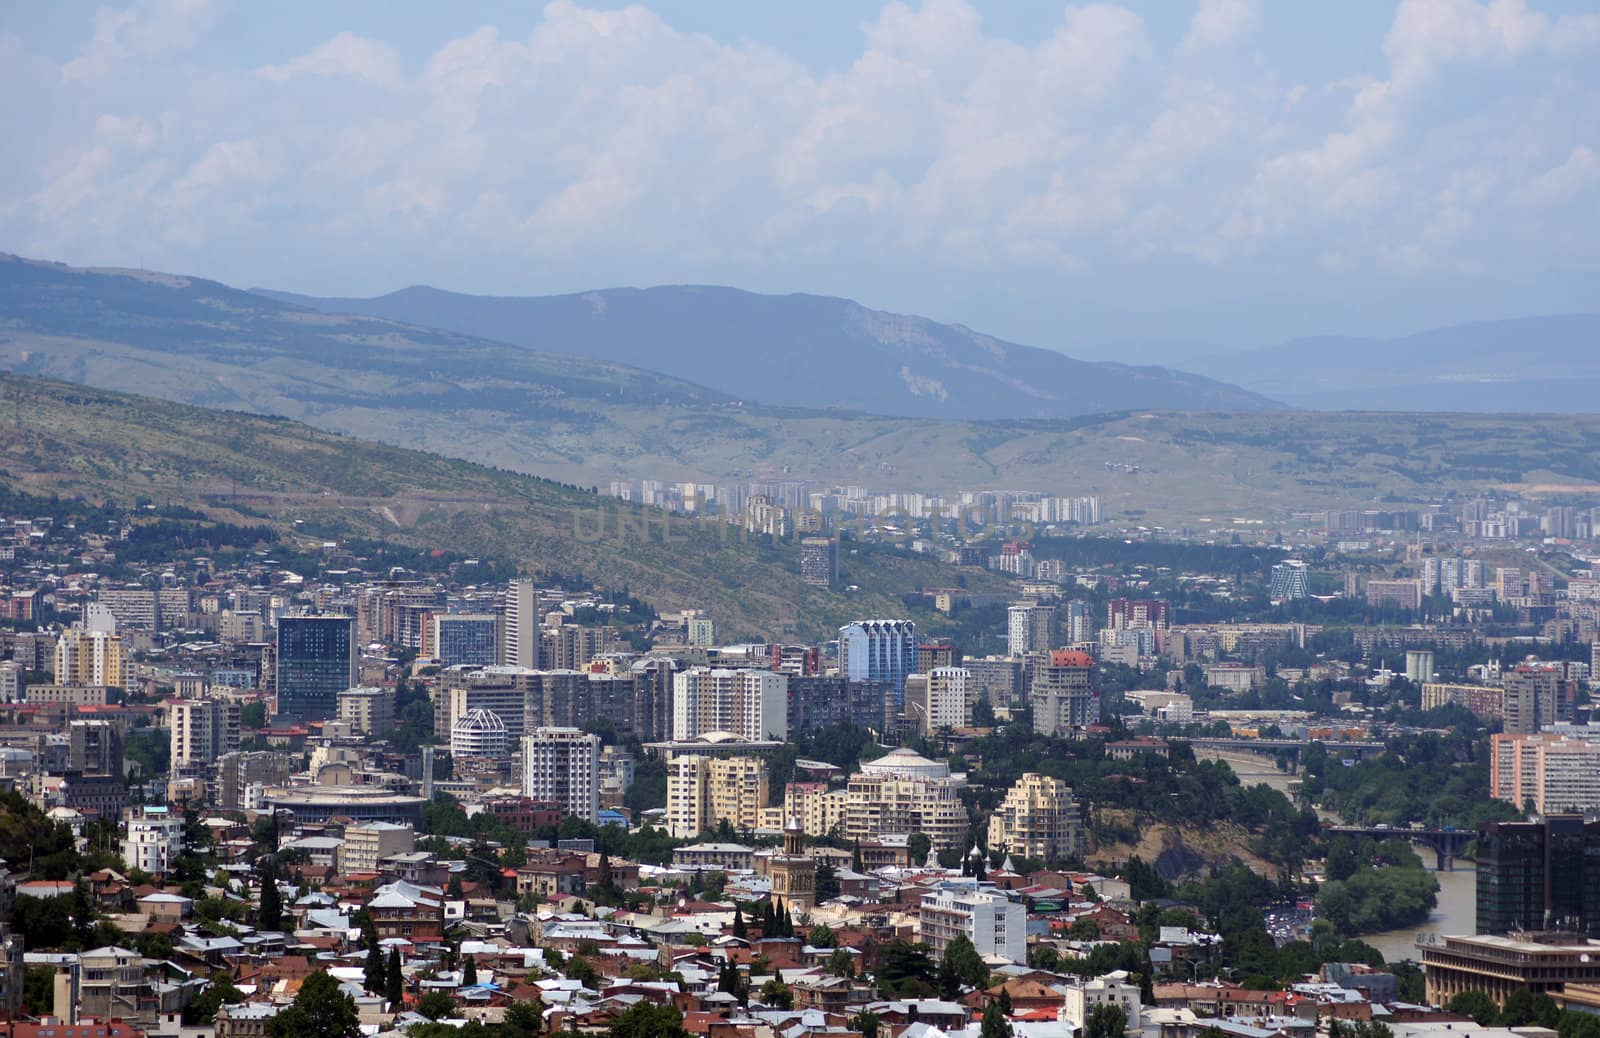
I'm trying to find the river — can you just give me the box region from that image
[1206,750,1477,963]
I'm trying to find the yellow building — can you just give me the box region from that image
[843,748,968,851]
[666,754,769,839]
[986,772,1084,862]
[784,781,849,838]
[54,628,129,688]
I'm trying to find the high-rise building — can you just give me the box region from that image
[665,753,769,838]
[521,727,599,823]
[170,697,241,768]
[1106,599,1169,631]
[839,620,917,708]
[672,667,789,742]
[337,686,395,737]
[1064,599,1095,644]
[1406,650,1435,683]
[215,750,291,810]
[54,628,129,688]
[920,882,1026,964]
[906,667,973,734]
[987,773,1085,862]
[67,719,123,775]
[1366,579,1423,612]
[275,615,356,721]
[500,579,541,669]
[541,622,616,670]
[431,614,499,668]
[451,708,510,758]
[799,537,839,589]
[1007,603,1056,656]
[1503,668,1560,734]
[843,747,968,851]
[1268,560,1311,603]
[1475,817,1600,937]
[784,781,848,838]
[1491,733,1600,815]
[1031,650,1099,735]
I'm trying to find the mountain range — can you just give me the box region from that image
[255,282,1278,419]
[1203,313,1600,411]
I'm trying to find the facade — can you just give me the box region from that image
[906,666,973,734]
[431,613,498,667]
[122,806,185,874]
[215,751,290,811]
[844,749,967,851]
[1007,603,1056,656]
[1421,681,1504,720]
[769,817,818,910]
[275,615,356,721]
[1268,560,1311,603]
[1475,816,1600,937]
[1421,932,1600,1007]
[336,686,395,737]
[260,785,425,825]
[1366,579,1423,612]
[169,697,241,767]
[784,781,848,838]
[919,882,1026,963]
[452,707,510,758]
[666,753,769,839]
[799,537,838,589]
[522,727,600,823]
[672,667,789,742]
[1503,668,1562,734]
[1490,733,1600,814]
[54,628,129,688]
[1062,972,1143,1031]
[340,822,416,873]
[672,842,755,870]
[500,578,541,669]
[1031,650,1099,735]
[839,620,917,707]
[987,772,1085,862]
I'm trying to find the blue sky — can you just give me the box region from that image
[3,1,1597,361]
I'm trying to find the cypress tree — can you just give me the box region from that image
[386,947,404,1009]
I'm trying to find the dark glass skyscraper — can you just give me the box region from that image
[1476,816,1600,936]
[276,615,357,721]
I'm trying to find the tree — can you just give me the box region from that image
[416,992,457,1020]
[942,935,990,993]
[732,905,747,939]
[1501,989,1536,1027]
[809,923,837,947]
[981,1000,1013,1038]
[258,858,283,933]
[605,1001,689,1038]
[1068,918,1101,941]
[503,1000,543,1038]
[908,833,932,865]
[363,922,385,994]
[462,956,478,986]
[1085,1004,1128,1038]
[826,947,855,978]
[565,955,600,990]
[185,972,245,1025]
[1447,991,1500,1027]
[849,1012,881,1038]
[386,947,404,1009]
[267,971,360,1038]
[876,940,937,998]
[760,978,793,1009]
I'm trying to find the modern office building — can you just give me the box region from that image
[275,615,356,721]
[431,613,499,668]
[1031,650,1099,735]
[451,707,510,759]
[521,727,600,823]
[1421,932,1600,1008]
[672,667,789,742]
[839,620,917,707]
[1267,560,1311,603]
[1475,816,1600,937]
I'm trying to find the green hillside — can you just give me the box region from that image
[0,373,1013,641]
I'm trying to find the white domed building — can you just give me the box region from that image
[451,708,509,759]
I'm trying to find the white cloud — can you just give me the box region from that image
[63,0,220,82]
[258,32,402,87]
[1180,0,1260,53]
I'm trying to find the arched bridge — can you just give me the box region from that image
[1324,824,1474,871]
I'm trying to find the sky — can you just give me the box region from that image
[2,0,1598,362]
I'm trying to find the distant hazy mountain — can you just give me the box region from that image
[255,283,1279,418]
[1202,314,1600,411]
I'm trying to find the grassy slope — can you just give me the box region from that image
[0,373,1013,640]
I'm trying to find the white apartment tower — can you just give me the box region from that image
[522,727,600,823]
[671,667,789,742]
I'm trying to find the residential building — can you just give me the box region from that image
[522,727,600,823]
[1504,667,1563,734]
[122,805,185,874]
[54,627,129,688]
[905,666,973,734]
[987,773,1085,862]
[170,697,241,767]
[799,537,838,589]
[666,753,769,839]
[1107,599,1170,631]
[367,880,445,945]
[1366,579,1423,612]
[275,615,356,721]
[337,686,395,736]
[844,747,968,851]
[784,781,848,838]
[1062,971,1143,1031]
[839,619,917,707]
[340,822,416,873]
[1007,603,1055,656]
[74,946,149,1021]
[672,667,789,741]
[215,750,290,810]
[1421,681,1504,720]
[541,622,616,670]
[1491,733,1600,815]
[919,882,1025,963]
[1475,816,1600,937]
[1031,650,1099,735]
